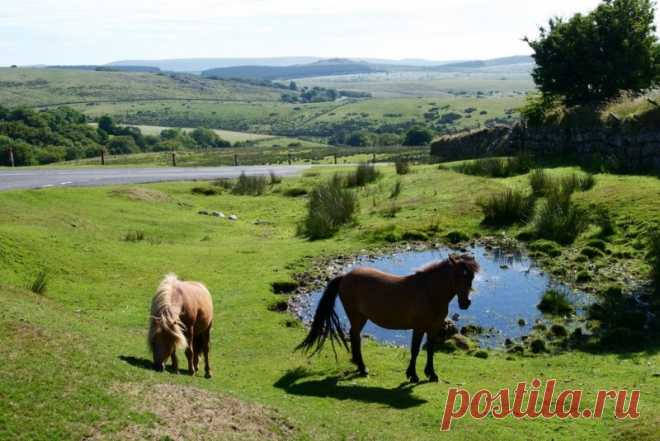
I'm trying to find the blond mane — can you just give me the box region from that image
[148,273,187,351]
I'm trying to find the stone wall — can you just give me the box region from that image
[430,123,660,173]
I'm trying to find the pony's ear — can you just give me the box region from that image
[448,254,458,266]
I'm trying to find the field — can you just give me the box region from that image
[1,164,659,440]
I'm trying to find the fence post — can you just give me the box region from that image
[288,152,292,165]
[234,153,238,166]
[100,150,105,166]
[8,146,15,167]
[171,152,176,167]
[334,154,337,165]
[372,152,376,163]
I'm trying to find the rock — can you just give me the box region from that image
[198,210,209,215]
[504,338,513,347]
[211,211,225,218]
[228,214,238,221]
[449,334,472,351]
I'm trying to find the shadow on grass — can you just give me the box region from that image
[119,355,194,375]
[274,367,427,409]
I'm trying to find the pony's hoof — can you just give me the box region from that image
[358,368,369,377]
[408,374,420,383]
[205,372,212,379]
[428,373,439,383]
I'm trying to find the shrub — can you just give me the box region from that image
[576,270,592,283]
[301,175,358,239]
[593,207,615,237]
[581,246,605,259]
[478,189,534,226]
[269,171,282,185]
[530,338,547,353]
[446,231,469,244]
[528,240,562,257]
[538,289,574,315]
[531,189,588,244]
[283,187,308,197]
[345,163,380,188]
[191,186,220,196]
[123,230,145,242]
[401,230,429,242]
[29,270,49,295]
[648,230,660,295]
[232,172,268,196]
[394,157,411,175]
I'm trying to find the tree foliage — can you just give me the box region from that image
[526,0,660,105]
[403,126,433,146]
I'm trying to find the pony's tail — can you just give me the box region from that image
[295,276,348,357]
[151,273,187,350]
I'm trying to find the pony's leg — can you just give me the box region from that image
[170,350,179,374]
[193,337,201,373]
[348,313,368,376]
[185,331,195,375]
[424,332,439,382]
[202,328,212,379]
[405,330,423,383]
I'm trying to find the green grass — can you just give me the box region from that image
[0,165,659,440]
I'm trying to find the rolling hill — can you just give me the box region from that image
[201,59,382,81]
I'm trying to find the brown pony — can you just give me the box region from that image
[148,273,214,378]
[297,254,479,382]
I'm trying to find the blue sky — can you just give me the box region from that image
[1,0,658,65]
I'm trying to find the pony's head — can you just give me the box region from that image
[148,316,179,372]
[448,254,479,310]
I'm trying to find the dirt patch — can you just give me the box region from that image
[110,188,173,203]
[89,383,296,441]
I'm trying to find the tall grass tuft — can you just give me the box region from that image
[529,168,551,196]
[301,175,358,239]
[394,157,411,175]
[232,172,268,195]
[390,180,402,199]
[478,189,535,226]
[531,188,588,244]
[123,230,145,242]
[29,270,49,295]
[345,163,380,188]
[453,154,534,178]
[537,289,574,315]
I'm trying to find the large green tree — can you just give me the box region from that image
[526,0,659,105]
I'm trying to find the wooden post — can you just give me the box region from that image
[334,154,337,165]
[288,152,292,165]
[372,152,376,163]
[8,146,15,167]
[100,150,105,165]
[171,152,176,167]
[234,153,238,166]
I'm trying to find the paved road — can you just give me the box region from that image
[0,165,310,191]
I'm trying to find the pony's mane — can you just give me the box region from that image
[417,254,480,275]
[148,273,187,351]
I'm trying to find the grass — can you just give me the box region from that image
[448,154,533,178]
[648,230,660,295]
[28,270,49,295]
[344,163,380,188]
[478,189,534,226]
[0,164,659,440]
[537,289,574,315]
[300,175,358,239]
[531,188,588,245]
[394,157,411,175]
[231,172,269,196]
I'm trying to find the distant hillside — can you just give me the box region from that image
[430,55,533,72]
[202,59,382,80]
[46,65,161,73]
[0,68,283,107]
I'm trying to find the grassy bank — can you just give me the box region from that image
[0,165,658,440]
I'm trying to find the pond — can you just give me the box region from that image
[298,245,594,348]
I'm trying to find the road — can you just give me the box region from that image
[0,165,310,191]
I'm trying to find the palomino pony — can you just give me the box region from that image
[148,273,214,378]
[297,254,479,382]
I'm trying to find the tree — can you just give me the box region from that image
[403,126,433,146]
[289,81,298,91]
[107,136,139,155]
[98,115,116,134]
[190,128,222,148]
[526,0,659,105]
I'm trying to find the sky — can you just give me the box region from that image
[1,0,658,65]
